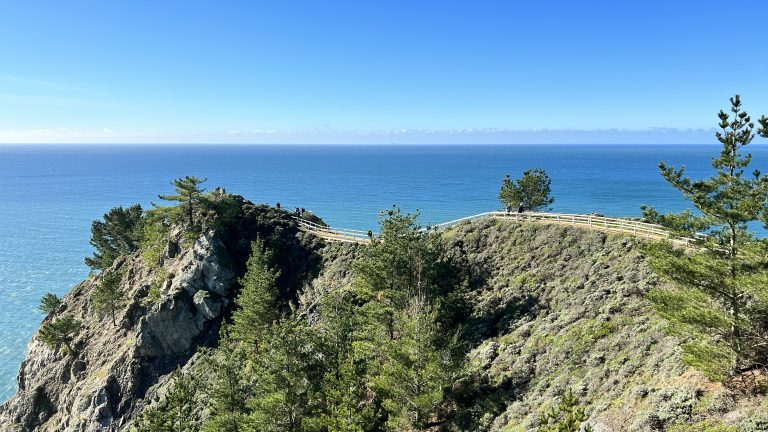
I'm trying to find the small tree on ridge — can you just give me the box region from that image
[158,176,207,229]
[499,168,554,211]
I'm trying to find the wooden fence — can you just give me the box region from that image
[295,211,696,247]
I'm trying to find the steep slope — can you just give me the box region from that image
[0,197,321,432]
[443,218,766,431]
[297,218,768,431]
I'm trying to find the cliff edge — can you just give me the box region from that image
[0,195,321,431]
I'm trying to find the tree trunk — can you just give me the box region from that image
[188,195,194,227]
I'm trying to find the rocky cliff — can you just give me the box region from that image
[2,204,767,431]
[0,197,321,431]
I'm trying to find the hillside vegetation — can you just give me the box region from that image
[132,208,768,431]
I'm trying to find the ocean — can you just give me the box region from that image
[0,143,765,401]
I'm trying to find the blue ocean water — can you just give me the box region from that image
[0,143,766,401]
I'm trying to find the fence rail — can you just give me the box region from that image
[295,218,371,243]
[294,211,697,247]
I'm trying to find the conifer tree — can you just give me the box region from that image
[92,270,124,326]
[247,320,326,432]
[132,406,168,432]
[352,208,459,430]
[371,296,452,430]
[499,168,554,211]
[39,315,81,354]
[165,369,200,432]
[315,351,376,432]
[38,292,63,315]
[202,342,250,432]
[353,207,446,330]
[230,238,280,348]
[158,176,207,229]
[313,288,379,432]
[85,204,144,270]
[644,95,768,381]
[133,369,200,432]
[537,390,593,432]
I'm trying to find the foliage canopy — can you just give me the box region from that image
[39,315,81,354]
[644,95,768,382]
[499,168,555,211]
[38,293,62,316]
[158,176,208,229]
[92,270,125,326]
[85,204,144,270]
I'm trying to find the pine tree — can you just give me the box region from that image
[312,288,379,432]
[353,207,446,333]
[371,296,453,431]
[352,208,458,430]
[247,320,326,432]
[537,390,593,432]
[38,293,63,315]
[230,238,280,349]
[133,369,200,432]
[132,405,169,432]
[39,315,81,354]
[499,168,554,211]
[158,176,208,229]
[644,95,768,381]
[202,341,250,432]
[165,369,199,432]
[639,206,711,235]
[85,204,144,270]
[93,270,125,326]
[316,349,376,432]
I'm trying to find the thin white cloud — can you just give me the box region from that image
[0,127,722,144]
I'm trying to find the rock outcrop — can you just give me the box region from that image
[0,231,233,431]
[0,197,320,432]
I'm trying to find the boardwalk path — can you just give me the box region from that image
[295,211,697,247]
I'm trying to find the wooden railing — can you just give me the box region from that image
[295,211,697,247]
[295,218,372,243]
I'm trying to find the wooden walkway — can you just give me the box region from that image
[295,211,697,247]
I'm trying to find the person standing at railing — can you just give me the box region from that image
[517,202,524,220]
[505,204,512,215]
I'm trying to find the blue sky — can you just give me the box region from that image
[1,1,767,144]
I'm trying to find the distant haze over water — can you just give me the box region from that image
[1,143,766,401]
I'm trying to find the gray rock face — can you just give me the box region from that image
[0,231,236,432]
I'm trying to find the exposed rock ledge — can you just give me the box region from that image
[0,229,236,431]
